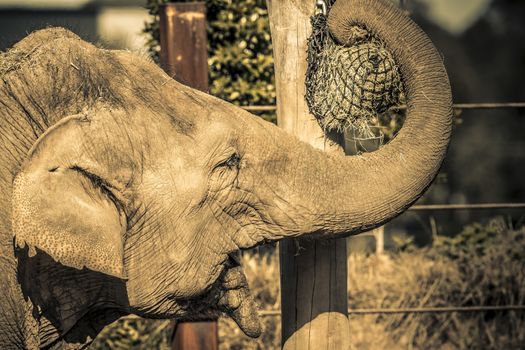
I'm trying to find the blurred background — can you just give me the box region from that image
[0,0,149,50]
[384,0,525,250]
[1,0,524,348]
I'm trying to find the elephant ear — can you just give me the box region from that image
[12,114,126,279]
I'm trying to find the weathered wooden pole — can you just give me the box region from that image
[266,0,351,348]
[159,3,217,350]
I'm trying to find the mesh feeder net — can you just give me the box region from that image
[305,8,404,136]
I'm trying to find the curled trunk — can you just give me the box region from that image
[317,0,453,234]
[243,0,453,243]
[318,0,452,235]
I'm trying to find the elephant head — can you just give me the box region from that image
[7,0,451,343]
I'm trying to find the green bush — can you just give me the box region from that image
[142,0,409,133]
[144,0,275,117]
[433,216,525,260]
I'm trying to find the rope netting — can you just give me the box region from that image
[305,3,405,136]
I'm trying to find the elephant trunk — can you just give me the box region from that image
[315,0,453,234]
[238,0,452,245]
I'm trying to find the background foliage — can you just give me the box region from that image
[144,0,275,113]
[143,0,405,141]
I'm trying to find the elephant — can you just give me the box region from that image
[0,0,452,348]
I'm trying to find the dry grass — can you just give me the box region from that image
[92,224,525,349]
[358,222,525,349]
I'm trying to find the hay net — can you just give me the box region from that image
[305,1,404,135]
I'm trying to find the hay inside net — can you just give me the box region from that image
[305,12,404,135]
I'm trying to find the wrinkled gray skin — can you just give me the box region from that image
[0,0,452,348]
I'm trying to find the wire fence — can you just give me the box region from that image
[258,305,525,317]
[409,203,525,211]
[122,305,525,321]
[241,102,525,112]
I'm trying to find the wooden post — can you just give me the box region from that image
[158,3,217,350]
[374,227,384,255]
[266,0,351,349]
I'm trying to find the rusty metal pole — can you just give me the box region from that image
[171,321,218,350]
[159,2,209,91]
[159,3,217,350]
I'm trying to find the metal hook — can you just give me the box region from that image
[315,0,327,15]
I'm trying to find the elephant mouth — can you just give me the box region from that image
[216,253,261,337]
[174,254,261,338]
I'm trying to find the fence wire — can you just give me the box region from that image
[122,305,525,321]
[241,102,525,112]
[409,203,525,211]
[258,305,525,316]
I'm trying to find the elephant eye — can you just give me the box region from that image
[224,153,241,169]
